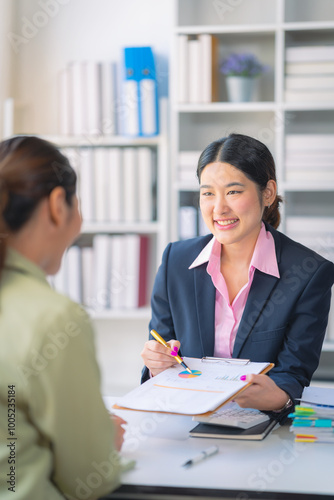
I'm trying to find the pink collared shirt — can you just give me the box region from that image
[189,223,280,358]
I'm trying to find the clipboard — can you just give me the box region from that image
[196,361,274,418]
[113,357,274,416]
[201,357,251,365]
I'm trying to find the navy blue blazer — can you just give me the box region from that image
[143,223,334,404]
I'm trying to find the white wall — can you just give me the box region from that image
[93,318,150,396]
[11,0,173,133]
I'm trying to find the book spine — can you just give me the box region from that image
[94,148,108,222]
[188,39,202,103]
[123,234,140,309]
[179,206,198,239]
[285,89,334,102]
[107,147,123,222]
[198,208,210,236]
[93,234,111,310]
[123,47,140,136]
[70,61,87,136]
[123,147,138,222]
[285,75,334,90]
[140,78,158,136]
[85,61,102,135]
[139,47,159,136]
[138,236,149,307]
[285,170,334,182]
[110,235,125,309]
[101,61,117,136]
[286,45,334,63]
[65,245,82,304]
[199,34,218,103]
[81,246,94,308]
[177,35,188,103]
[286,134,334,151]
[79,148,95,222]
[123,79,139,136]
[285,61,334,75]
[137,147,153,222]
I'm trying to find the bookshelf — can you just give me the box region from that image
[43,117,169,394]
[44,115,169,320]
[170,0,334,357]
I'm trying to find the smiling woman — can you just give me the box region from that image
[141,133,334,423]
[197,135,281,304]
[197,133,282,232]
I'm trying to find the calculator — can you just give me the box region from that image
[193,401,270,429]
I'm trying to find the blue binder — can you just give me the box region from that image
[123,46,159,137]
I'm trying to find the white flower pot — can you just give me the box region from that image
[225,76,255,102]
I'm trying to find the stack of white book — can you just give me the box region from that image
[62,146,155,224]
[178,206,210,240]
[59,61,118,136]
[50,234,150,311]
[285,134,334,183]
[178,151,202,183]
[285,217,334,261]
[178,34,218,104]
[285,216,334,342]
[285,45,334,103]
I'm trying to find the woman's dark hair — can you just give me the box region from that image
[0,135,77,273]
[197,133,282,229]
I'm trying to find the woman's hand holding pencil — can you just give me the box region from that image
[141,330,191,377]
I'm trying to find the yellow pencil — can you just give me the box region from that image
[150,329,192,374]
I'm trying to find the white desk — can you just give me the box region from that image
[101,399,334,499]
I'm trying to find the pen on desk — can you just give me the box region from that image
[182,446,219,468]
[150,329,192,374]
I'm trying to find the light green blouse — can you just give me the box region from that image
[0,249,120,499]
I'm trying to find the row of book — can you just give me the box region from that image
[177,34,218,104]
[59,60,117,136]
[178,150,201,183]
[63,146,156,224]
[59,47,159,137]
[178,143,334,186]
[177,39,334,105]
[285,216,334,343]
[289,404,334,444]
[179,206,210,240]
[285,134,334,183]
[285,217,334,266]
[285,45,334,103]
[49,234,150,311]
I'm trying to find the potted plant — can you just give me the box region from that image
[220,53,269,102]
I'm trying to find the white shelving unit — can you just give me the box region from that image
[170,0,334,357]
[42,125,169,395]
[44,118,169,321]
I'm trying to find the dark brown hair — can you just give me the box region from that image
[197,133,283,229]
[0,135,76,274]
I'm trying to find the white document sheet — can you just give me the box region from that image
[115,357,272,415]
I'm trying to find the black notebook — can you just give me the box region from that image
[189,418,277,441]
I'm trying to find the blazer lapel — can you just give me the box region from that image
[232,270,279,358]
[233,223,282,358]
[193,264,216,357]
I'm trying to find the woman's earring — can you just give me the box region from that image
[267,203,271,209]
